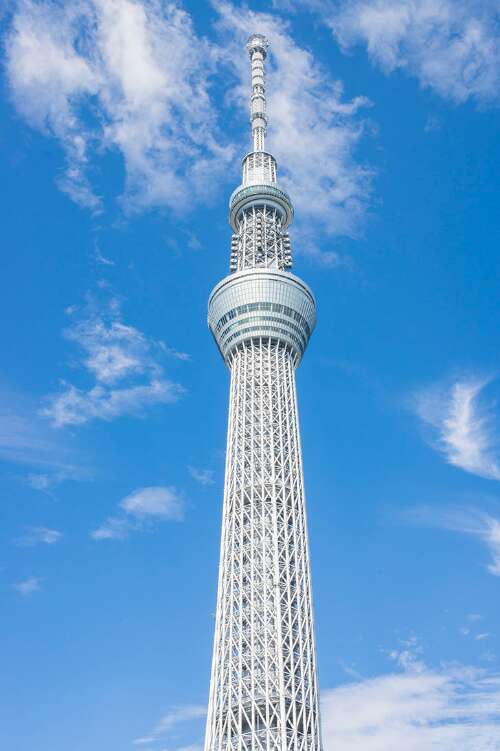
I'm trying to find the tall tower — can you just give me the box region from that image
[205,35,322,751]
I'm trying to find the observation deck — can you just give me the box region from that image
[229,183,294,232]
[208,268,316,364]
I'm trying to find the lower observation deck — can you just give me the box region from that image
[208,268,316,364]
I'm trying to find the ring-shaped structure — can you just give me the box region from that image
[229,184,294,231]
[208,268,316,365]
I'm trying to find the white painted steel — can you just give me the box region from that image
[242,152,277,187]
[246,34,269,152]
[208,270,316,364]
[205,34,323,751]
[204,340,322,751]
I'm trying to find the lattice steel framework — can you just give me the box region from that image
[205,34,322,751]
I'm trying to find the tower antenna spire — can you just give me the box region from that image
[246,33,269,152]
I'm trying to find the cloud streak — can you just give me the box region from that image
[406,506,500,577]
[0,389,88,485]
[14,527,63,547]
[133,705,206,746]
[413,376,500,481]
[91,485,184,540]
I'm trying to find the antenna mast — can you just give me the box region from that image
[246,33,269,152]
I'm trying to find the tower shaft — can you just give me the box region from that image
[205,340,321,751]
[206,34,322,751]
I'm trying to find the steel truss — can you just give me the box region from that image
[231,206,291,272]
[205,340,321,751]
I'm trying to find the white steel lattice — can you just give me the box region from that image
[205,33,322,751]
[205,341,322,751]
[242,152,277,186]
[231,206,291,272]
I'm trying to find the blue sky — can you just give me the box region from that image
[1,1,500,749]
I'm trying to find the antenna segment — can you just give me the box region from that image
[247,33,269,152]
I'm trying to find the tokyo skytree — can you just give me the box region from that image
[205,34,322,751]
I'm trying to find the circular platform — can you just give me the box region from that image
[229,184,294,232]
[208,268,316,364]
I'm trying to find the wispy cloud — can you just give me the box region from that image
[25,474,56,491]
[0,389,88,485]
[322,650,500,750]
[5,0,234,212]
[43,380,183,428]
[161,344,192,362]
[469,613,483,622]
[13,527,63,547]
[188,466,215,486]
[91,485,184,540]
[13,577,42,596]
[133,705,206,746]
[120,486,184,518]
[406,506,500,577]
[325,0,500,106]
[94,243,115,267]
[42,295,185,427]
[5,1,373,256]
[215,0,373,251]
[413,376,500,480]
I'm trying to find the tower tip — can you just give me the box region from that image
[246,34,269,151]
[246,33,269,57]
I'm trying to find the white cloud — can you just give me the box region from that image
[161,345,192,362]
[406,506,500,577]
[13,577,42,596]
[5,1,373,251]
[91,485,184,540]
[459,617,491,639]
[120,486,184,518]
[25,474,53,491]
[42,295,185,427]
[5,1,101,209]
[6,0,234,212]
[44,380,182,427]
[188,466,215,486]
[0,390,88,484]
[0,406,71,468]
[133,705,206,746]
[94,244,115,267]
[480,652,497,664]
[322,658,500,750]
[413,376,500,481]
[327,0,500,105]
[215,0,373,249]
[90,515,131,541]
[483,516,500,574]
[14,527,63,547]
[68,314,158,384]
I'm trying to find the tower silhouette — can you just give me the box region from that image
[205,34,322,751]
